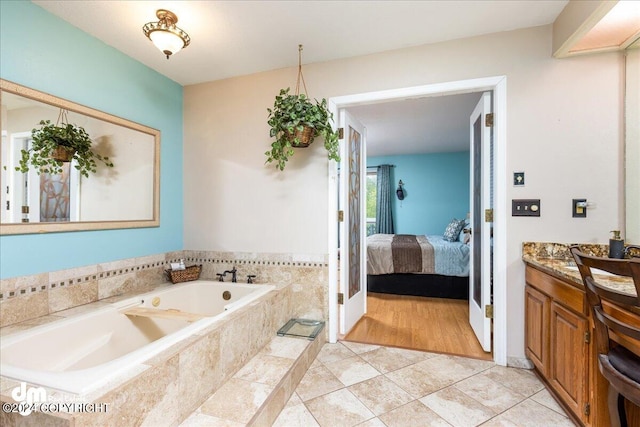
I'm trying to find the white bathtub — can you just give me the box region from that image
[0,281,274,395]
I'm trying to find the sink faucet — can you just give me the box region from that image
[223,267,237,283]
[624,245,640,258]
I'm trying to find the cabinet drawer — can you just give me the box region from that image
[526,266,587,315]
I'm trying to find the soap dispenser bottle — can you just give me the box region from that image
[609,230,624,259]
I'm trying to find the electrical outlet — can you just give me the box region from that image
[512,199,540,217]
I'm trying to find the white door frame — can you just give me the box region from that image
[327,76,508,366]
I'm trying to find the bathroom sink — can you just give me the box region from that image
[564,265,617,277]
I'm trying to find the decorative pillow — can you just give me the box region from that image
[458,223,469,242]
[443,218,466,242]
[462,229,471,244]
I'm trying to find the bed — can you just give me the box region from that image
[366,233,470,299]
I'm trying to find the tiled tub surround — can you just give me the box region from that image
[0,251,328,425]
[183,250,329,324]
[0,251,183,328]
[0,281,295,426]
[1,281,275,395]
[0,250,329,329]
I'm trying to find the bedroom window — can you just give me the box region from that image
[366,169,377,235]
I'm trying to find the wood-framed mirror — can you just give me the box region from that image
[0,79,160,235]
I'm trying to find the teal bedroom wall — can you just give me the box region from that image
[0,1,183,279]
[368,152,470,235]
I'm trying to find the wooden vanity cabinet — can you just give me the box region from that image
[549,301,590,420]
[525,285,549,374]
[525,266,592,425]
[525,264,640,427]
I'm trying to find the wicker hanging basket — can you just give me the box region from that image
[286,45,315,148]
[165,265,202,284]
[285,125,315,147]
[51,146,75,162]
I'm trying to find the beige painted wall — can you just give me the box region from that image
[626,48,640,244]
[184,25,623,359]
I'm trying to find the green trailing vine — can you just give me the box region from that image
[16,119,114,178]
[265,88,340,171]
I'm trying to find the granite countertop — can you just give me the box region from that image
[523,242,637,298]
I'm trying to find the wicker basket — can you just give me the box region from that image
[285,125,315,147]
[166,265,202,284]
[51,146,75,162]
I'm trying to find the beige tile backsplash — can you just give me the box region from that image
[0,250,329,328]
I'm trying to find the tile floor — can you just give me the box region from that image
[272,341,577,427]
[179,339,576,427]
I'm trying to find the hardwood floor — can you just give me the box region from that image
[343,292,493,360]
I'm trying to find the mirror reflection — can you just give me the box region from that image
[0,80,160,234]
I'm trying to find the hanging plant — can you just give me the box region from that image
[265,45,340,171]
[16,110,114,178]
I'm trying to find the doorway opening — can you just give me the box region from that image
[327,76,507,365]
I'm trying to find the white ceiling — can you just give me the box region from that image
[33,0,568,86]
[31,0,568,156]
[349,93,483,156]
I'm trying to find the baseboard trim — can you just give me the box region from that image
[507,356,534,369]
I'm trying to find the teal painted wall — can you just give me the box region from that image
[0,1,183,278]
[368,152,470,235]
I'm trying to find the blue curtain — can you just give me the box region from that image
[376,165,394,234]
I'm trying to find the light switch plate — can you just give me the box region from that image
[572,199,587,218]
[512,199,540,217]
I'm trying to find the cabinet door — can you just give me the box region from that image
[550,301,589,423]
[525,286,549,375]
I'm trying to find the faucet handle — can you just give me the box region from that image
[247,275,256,284]
[216,273,225,282]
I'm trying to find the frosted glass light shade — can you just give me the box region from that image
[150,31,185,57]
[143,9,190,59]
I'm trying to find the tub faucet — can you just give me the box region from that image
[216,273,226,282]
[224,267,237,283]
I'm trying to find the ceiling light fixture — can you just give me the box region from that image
[143,9,191,59]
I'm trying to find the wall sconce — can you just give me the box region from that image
[143,9,191,59]
[396,180,405,200]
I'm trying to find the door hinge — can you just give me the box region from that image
[485,304,494,319]
[485,209,493,222]
[337,293,344,305]
[584,403,590,416]
[485,113,494,127]
[21,205,29,214]
[5,201,9,210]
[584,331,591,344]
[338,210,344,222]
[338,127,344,139]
